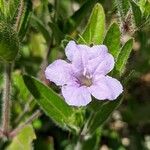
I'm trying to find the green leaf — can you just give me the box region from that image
[78,3,105,44]
[87,100,104,112]
[114,0,130,19]
[23,75,76,130]
[115,38,133,75]
[31,15,51,43]
[18,0,32,41]
[104,22,120,60]
[7,125,36,150]
[82,130,101,150]
[130,0,142,27]
[86,98,123,135]
[64,0,99,33]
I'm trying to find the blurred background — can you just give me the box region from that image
[0,0,150,149]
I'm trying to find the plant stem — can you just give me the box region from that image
[2,64,12,135]
[9,110,42,138]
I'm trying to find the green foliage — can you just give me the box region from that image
[115,38,133,76]
[0,0,32,40]
[84,98,123,135]
[31,15,51,43]
[23,75,79,132]
[140,0,150,16]
[48,22,64,44]
[82,130,101,150]
[13,72,30,101]
[7,125,36,150]
[0,0,148,149]
[18,0,32,40]
[0,22,19,63]
[104,22,120,60]
[113,0,130,19]
[130,0,142,27]
[64,0,99,33]
[78,3,105,45]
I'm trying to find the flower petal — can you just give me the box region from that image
[65,41,108,62]
[88,53,115,75]
[65,41,110,76]
[65,41,88,70]
[87,45,108,60]
[65,41,78,61]
[62,85,92,106]
[45,59,73,86]
[88,75,123,100]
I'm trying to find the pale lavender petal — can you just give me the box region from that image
[45,59,73,86]
[65,41,108,61]
[105,76,123,100]
[62,85,92,106]
[87,45,108,60]
[88,53,115,75]
[88,75,123,100]
[65,41,88,70]
[65,41,78,61]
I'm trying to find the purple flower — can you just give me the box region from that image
[45,41,123,106]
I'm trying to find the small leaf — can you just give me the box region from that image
[23,75,75,130]
[78,3,105,44]
[115,38,133,75]
[7,125,36,150]
[64,0,99,33]
[130,0,142,27]
[104,22,120,59]
[86,98,123,135]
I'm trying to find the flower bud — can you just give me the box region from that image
[0,22,19,63]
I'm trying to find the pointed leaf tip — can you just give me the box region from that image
[78,3,105,45]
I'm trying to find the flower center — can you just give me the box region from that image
[80,76,92,87]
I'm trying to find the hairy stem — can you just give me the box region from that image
[9,110,42,138]
[2,64,12,135]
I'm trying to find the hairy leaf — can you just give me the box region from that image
[23,75,77,131]
[78,3,105,44]
[104,22,120,60]
[115,38,133,75]
[113,0,130,19]
[130,0,142,27]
